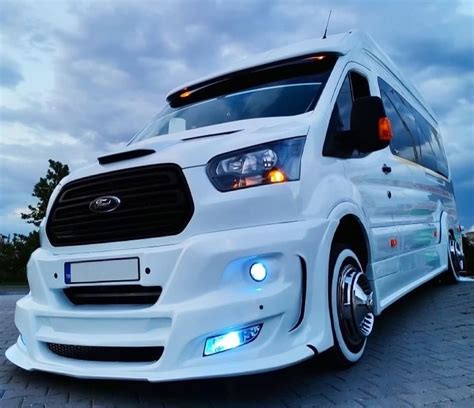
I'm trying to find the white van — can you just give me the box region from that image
[7,30,465,381]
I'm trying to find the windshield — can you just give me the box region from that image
[131,54,337,143]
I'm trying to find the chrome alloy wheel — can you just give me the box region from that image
[337,264,374,349]
[449,236,464,278]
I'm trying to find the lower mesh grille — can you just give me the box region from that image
[63,285,162,305]
[47,343,164,362]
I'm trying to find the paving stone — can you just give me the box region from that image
[0,397,24,408]
[398,390,451,406]
[439,385,474,402]
[0,282,473,407]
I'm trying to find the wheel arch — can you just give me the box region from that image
[440,211,450,243]
[327,203,372,274]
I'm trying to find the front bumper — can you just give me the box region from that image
[6,219,335,381]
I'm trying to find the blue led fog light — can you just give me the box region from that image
[250,262,267,282]
[204,324,263,356]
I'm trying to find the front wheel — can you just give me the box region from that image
[328,246,374,367]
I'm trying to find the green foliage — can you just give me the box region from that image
[21,159,70,227]
[1,160,69,285]
[0,232,39,284]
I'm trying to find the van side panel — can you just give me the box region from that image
[366,62,459,311]
[346,51,460,312]
[374,212,450,312]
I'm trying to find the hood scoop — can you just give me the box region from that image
[98,149,156,165]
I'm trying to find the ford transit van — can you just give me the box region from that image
[7,30,465,381]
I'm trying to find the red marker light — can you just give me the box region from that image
[390,238,398,248]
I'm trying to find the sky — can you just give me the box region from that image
[0,0,473,236]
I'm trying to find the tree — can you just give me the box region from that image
[1,160,69,284]
[0,232,39,284]
[21,159,70,227]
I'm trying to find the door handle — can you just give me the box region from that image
[382,164,392,174]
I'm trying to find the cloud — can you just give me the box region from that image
[457,0,474,17]
[0,0,473,235]
[0,59,24,89]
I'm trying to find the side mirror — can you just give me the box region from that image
[350,96,393,153]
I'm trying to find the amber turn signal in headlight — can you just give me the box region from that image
[206,137,305,191]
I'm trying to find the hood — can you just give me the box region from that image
[67,114,311,182]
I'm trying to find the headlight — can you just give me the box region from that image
[207,137,306,191]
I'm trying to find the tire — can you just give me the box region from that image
[328,245,374,368]
[443,232,465,284]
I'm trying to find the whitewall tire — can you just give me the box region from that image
[328,246,374,367]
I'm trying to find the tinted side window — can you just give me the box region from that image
[398,98,423,159]
[431,129,449,176]
[351,71,370,100]
[379,81,417,162]
[332,75,353,133]
[323,71,370,156]
[378,78,449,177]
[414,111,438,172]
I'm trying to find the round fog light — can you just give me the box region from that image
[250,262,267,282]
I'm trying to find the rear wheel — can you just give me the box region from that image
[328,245,374,367]
[443,232,465,283]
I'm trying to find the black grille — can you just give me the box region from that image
[46,164,194,246]
[47,343,164,362]
[64,285,162,305]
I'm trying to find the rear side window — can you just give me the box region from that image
[378,78,449,177]
[430,128,449,176]
[414,111,438,172]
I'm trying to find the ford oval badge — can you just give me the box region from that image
[89,196,121,213]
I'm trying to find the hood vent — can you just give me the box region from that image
[98,149,155,165]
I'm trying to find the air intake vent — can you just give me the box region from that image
[46,164,194,246]
[64,285,162,305]
[47,343,164,362]
[98,149,155,164]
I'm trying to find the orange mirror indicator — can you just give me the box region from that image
[378,117,393,141]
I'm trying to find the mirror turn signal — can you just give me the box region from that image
[378,117,393,142]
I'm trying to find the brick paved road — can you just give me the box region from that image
[1,281,473,408]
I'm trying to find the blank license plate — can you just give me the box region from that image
[64,257,140,284]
